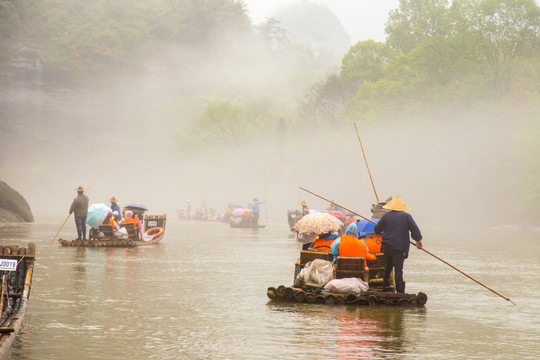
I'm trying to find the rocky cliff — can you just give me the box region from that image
[0,180,34,223]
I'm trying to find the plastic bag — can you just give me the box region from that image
[324,277,369,294]
[298,259,334,287]
[114,227,128,239]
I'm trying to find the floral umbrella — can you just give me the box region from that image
[293,212,343,235]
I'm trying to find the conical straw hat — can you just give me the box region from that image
[383,196,410,211]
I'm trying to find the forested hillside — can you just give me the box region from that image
[300,0,540,225]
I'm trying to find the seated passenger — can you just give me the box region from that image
[331,222,376,261]
[364,234,382,253]
[119,210,144,238]
[112,211,120,224]
[303,232,335,252]
[119,210,135,225]
[102,212,119,230]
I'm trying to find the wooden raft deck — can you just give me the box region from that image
[267,286,427,307]
[0,244,35,358]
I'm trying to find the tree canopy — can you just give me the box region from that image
[0,0,253,75]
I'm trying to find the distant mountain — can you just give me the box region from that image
[273,2,351,63]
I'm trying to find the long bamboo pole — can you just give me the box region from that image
[49,165,103,246]
[264,168,268,226]
[299,186,516,305]
[354,123,379,203]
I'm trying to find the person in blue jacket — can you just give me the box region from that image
[110,196,122,221]
[374,196,423,294]
[250,198,265,225]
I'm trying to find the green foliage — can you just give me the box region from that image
[340,40,392,86]
[449,0,540,90]
[0,1,20,39]
[255,17,289,51]
[342,0,540,123]
[4,0,253,76]
[385,0,450,53]
[297,72,356,128]
[176,98,278,159]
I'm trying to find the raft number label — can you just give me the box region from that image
[0,259,18,271]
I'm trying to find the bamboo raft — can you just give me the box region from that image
[267,286,427,307]
[0,243,35,358]
[267,248,427,307]
[58,214,166,248]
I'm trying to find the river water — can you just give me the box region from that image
[0,218,539,360]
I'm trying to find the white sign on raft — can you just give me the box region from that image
[0,259,18,271]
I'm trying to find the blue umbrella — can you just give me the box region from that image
[87,203,112,229]
[356,218,379,236]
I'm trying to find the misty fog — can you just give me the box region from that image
[0,2,532,232]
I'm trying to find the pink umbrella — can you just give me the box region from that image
[232,208,246,217]
[329,210,346,218]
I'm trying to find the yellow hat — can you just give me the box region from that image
[299,200,308,206]
[76,186,84,192]
[110,196,118,202]
[383,196,410,211]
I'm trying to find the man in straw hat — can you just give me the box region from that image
[69,186,89,240]
[374,196,423,294]
[110,196,122,221]
[299,200,309,217]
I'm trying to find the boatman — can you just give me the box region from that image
[69,186,89,240]
[110,196,122,221]
[374,196,423,294]
[250,198,265,226]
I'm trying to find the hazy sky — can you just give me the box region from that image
[244,0,401,44]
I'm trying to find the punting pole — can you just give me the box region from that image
[299,186,516,305]
[354,123,379,203]
[49,165,104,246]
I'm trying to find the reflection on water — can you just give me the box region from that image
[335,308,407,359]
[1,220,539,359]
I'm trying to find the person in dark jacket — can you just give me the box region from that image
[374,196,423,293]
[109,196,122,221]
[69,186,89,240]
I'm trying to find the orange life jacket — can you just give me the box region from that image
[312,238,334,252]
[339,235,377,260]
[339,235,368,257]
[365,234,382,253]
[102,218,115,227]
[123,216,135,224]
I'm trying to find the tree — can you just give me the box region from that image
[298,72,354,127]
[340,40,392,86]
[449,0,540,90]
[176,98,277,159]
[255,17,289,51]
[0,1,20,40]
[385,0,450,53]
